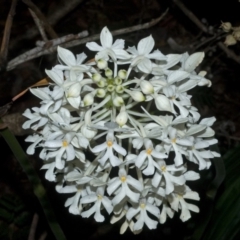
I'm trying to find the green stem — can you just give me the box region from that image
[0,121,66,240]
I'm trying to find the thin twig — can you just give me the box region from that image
[28,213,39,240]
[0,0,18,70]
[22,0,58,39]
[173,0,240,64]
[29,8,48,41]
[217,42,240,64]
[11,0,85,47]
[7,31,88,70]
[7,10,168,70]
[173,0,208,33]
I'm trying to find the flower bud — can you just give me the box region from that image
[118,69,127,79]
[65,82,81,98]
[114,77,122,85]
[116,110,128,127]
[224,35,237,46]
[113,96,124,107]
[107,84,115,92]
[115,85,124,94]
[124,89,145,102]
[92,73,102,82]
[105,68,113,77]
[97,78,107,88]
[97,59,108,69]
[81,124,97,139]
[155,94,172,112]
[233,30,240,41]
[83,92,95,106]
[220,22,232,32]
[96,89,106,98]
[140,80,154,94]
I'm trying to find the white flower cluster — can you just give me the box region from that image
[22,27,220,234]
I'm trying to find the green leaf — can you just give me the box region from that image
[199,146,240,240]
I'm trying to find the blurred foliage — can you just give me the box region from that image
[0,194,31,240]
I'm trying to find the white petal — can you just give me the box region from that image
[146,204,160,218]
[167,70,189,84]
[187,203,199,213]
[178,80,198,92]
[147,49,166,60]
[86,42,103,51]
[184,171,200,181]
[186,124,206,136]
[66,145,75,161]
[137,58,152,73]
[143,211,158,229]
[126,208,139,221]
[107,178,121,195]
[184,52,204,72]
[45,140,62,148]
[81,204,96,218]
[137,35,154,55]
[114,49,130,59]
[155,94,172,112]
[112,187,126,206]
[184,191,200,200]
[152,172,162,188]
[30,88,51,100]
[67,96,81,109]
[112,39,125,49]
[76,52,87,64]
[45,69,63,86]
[127,176,143,191]
[199,117,216,126]
[92,142,106,153]
[102,197,113,214]
[81,194,97,204]
[113,143,127,156]
[58,46,76,66]
[100,26,113,48]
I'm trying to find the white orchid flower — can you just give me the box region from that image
[86,26,130,61]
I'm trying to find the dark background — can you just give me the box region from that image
[0,0,240,239]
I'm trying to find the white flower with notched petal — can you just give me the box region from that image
[91,131,127,167]
[110,206,134,234]
[152,160,186,194]
[162,127,192,166]
[44,132,76,169]
[80,187,113,222]
[135,139,167,175]
[55,46,92,81]
[126,198,160,232]
[186,137,220,170]
[169,187,200,222]
[107,168,143,206]
[86,26,130,61]
[127,35,166,74]
[56,184,87,215]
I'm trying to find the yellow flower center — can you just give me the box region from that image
[161,165,166,172]
[120,176,127,182]
[62,140,68,147]
[171,138,176,143]
[146,148,152,155]
[97,195,103,200]
[140,203,146,209]
[177,194,183,199]
[107,140,113,147]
